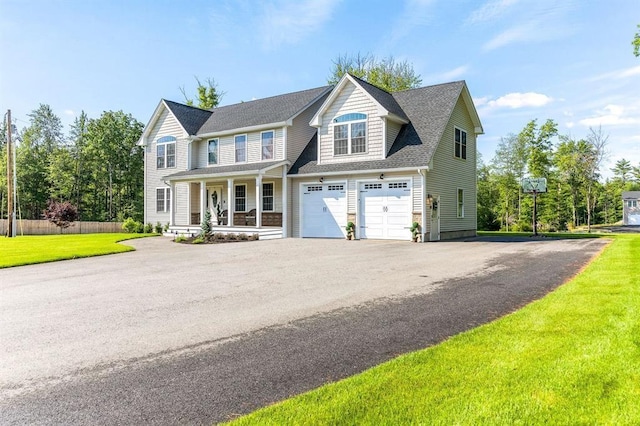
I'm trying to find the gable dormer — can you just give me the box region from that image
[310,74,408,165]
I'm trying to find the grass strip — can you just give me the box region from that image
[230,234,640,424]
[0,233,154,268]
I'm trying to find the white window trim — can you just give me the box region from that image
[454,126,468,160]
[261,130,275,161]
[235,184,247,212]
[156,187,171,213]
[156,136,176,169]
[208,138,219,165]
[457,188,465,218]
[332,114,368,156]
[262,181,275,211]
[234,134,248,163]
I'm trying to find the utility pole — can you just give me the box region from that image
[6,109,14,237]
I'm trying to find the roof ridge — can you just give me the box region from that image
[212,85,333,111]
[393,80,465,95]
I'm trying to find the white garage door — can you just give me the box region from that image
[359,181,411,240]
[629,214,640,225]
[301,183,346,238]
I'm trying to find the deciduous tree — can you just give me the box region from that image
[180,76,224,109]
[328,53,422,92]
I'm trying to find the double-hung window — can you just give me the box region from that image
[235,135,247,162]
[156,187,171,213]
[263,182,274,211]
[457,188,465,218]
[235,185,246,212]
[261,131,274,160]
[333,113,367,155]
[629,200,638,208]
[208,139,218,165]
[454,128,467,160]
[157,136,176,168]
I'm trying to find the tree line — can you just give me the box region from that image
[478,119,640,232]
[1,105,144,222]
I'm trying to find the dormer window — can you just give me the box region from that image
[333,113,367,156]
[157,136,176,169]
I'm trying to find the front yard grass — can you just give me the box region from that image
[230,234,640,424]
[0,233,154,268]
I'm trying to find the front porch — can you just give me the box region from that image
[166,161,289,239]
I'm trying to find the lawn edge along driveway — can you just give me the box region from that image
[0,233,155,268]
[230,234,639,425]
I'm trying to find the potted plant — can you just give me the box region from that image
[345,221,355,240]
[410,222,421,242]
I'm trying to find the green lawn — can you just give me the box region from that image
[0,233,154,268]
[230,234,640,425]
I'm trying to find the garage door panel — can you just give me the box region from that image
[359,181,411,240]
[629,214,640,225]
[302,184,346,238]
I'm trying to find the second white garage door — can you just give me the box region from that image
[359,181,411,240]
[301,183,347,238]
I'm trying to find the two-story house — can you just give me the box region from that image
[138,73,483,241]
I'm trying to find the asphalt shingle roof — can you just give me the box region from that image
[164,160,287,180]
[289,81,465,175]
[349,75,409,121]
[195,86,332,135]
[162,100,212,136]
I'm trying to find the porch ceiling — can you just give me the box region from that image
[164,160,289,182]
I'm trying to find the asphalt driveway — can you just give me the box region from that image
[0,236,608,424]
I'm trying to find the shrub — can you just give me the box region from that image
[192,235,205,244]
[122,217,138,233]
[144,222,153,234]
[43,200,79,233]
[225,233,237,241]
[155,222,163,234]
[163,222,170,232]
[136,222,145,233]
[201,209,212,235]
[175,235,186,242]
[238,233,248,241]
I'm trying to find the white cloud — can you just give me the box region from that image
[467,0,519,24]
[63,109,75,117]
[578,104,639,127]
[425,65,469,83]
[474,96,490,107]
[487,92,553,109]
[258,0,341,50]
[483,21,540,51]
[588,65,640,82]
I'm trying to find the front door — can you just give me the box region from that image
[207,186,224,225]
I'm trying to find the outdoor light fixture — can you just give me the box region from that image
[319,177,324,183]
[379,173,384,180]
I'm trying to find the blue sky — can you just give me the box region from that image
[1,0,638,177]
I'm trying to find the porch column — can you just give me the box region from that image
[200,180,206,225]
[255,174,262,228]
[169,182,176,226]
[227,178,234,227]
[282,165,288,238]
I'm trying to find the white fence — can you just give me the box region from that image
[0,219,125,235]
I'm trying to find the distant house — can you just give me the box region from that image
[138,74,483,241]
[622,191,640,225]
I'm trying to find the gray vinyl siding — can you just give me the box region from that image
[194,128,284,169]
[318,81,384,164]
[289,95,327,162]
[425,95,477,234]
[145,107,187,225]
[386,120,402,156]
[290,171,423,238]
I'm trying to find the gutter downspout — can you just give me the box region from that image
[418,167,429,243]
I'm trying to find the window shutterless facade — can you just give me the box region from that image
[156,187,171,213]
[235,185,246,212]
[156,136,176,169]
[235,135,247,163]
[208,139,219,165]
[263,182,274,211]
[261,131,274,160]
[333,113,367,155]
[457,188,465,218]
[454,128,467,160]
